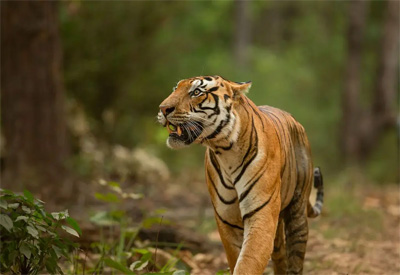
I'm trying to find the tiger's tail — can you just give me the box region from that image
[307,167,324,218]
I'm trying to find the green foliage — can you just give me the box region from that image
[61,2,395,182]
[0,189,80,274]
[87,181,186,274]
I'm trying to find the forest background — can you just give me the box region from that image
[1,1,399,274]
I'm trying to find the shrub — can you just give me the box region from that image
[0,189,81,274]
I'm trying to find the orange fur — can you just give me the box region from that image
[158,76,323,274]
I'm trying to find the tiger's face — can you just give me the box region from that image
[158,76,251,149]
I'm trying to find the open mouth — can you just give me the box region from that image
[165,121,203,145]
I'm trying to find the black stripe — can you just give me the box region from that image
[287,220,307,236]
[316,190,324,203]
[288,250,305,260]
[192,107,207,115]
[289,240,307,250]
[239,172,264,202]
[246,98,264,128]
[233,119,258,185]
[291,231,308,240]
[215,142,233,151]
[242,187,277,220]
[206,106,231,139]
[209,151,235,190]
[199,93,220,112]
[207,171,237,205]
[213,204,244,230]
[208,86,219,92]
[232,116,255,174]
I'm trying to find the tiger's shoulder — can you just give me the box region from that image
[258,105,306,134]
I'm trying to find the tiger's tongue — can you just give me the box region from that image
[166,121,182,136]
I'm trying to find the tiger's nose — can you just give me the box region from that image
[159,105,175,116]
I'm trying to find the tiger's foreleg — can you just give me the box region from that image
[271,217,287,274]
[233,186,281,275]
[214,218,244,273]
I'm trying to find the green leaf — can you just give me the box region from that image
[129,260,148,271]
[45,256,59,274]
[140,252,152,263]
[22,205,32,214]
[104,258,134,274]
[133,248,150,254]
[66,217,82,235]
[27,225,39,238]
[107,181,121,188]
[36,225,47,232]
[94,192,120,203]
[124,192,143,200]
[215,270,230,275]
[173,271,189,275]
[90,211,118,226]
[8,250,18,264]
[61,225,79,237]
[51,210,69,220]
[23,190,34,202]
[142,216,169,229]
[15,216,29,222]
[1,189,14,195]
[0,214,13,232]
[8,203,20,209]
[52,245,63,258]
[143,272,173,275]
[0,199,7,209]
[20,243,31,259]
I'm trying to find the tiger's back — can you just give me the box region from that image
[258,105,313,211]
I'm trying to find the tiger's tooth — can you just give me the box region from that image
[167,122,173,134]
[177,125,182,136]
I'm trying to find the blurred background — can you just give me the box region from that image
[1,1,399,274]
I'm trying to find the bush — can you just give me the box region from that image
[0,189,81,274]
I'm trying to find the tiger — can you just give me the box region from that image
[157,75,324,275]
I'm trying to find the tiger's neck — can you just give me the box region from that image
[205,96,257,159]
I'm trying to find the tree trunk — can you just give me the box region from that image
[342,0,368,163]
[234,0,251,68]
[1,1,69,200]
[342,0,399,164]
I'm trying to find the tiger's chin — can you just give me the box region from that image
[166,136,190,149]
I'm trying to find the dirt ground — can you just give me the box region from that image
[145,177,400,275]
[71,174,399,274]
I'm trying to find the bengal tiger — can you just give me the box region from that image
[157,75,324,275]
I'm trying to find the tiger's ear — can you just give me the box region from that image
[230,81,252,100]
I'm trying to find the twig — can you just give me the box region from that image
[82,250,87,275]
[153,216,164,271]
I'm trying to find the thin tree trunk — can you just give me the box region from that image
[342,0,399,163]
[342,0,368,162]
[234,0,251,68]
[1,1,69,200]
[358,0,399,159]
[372,0,399,127]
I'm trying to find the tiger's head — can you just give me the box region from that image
[158,76,252,149]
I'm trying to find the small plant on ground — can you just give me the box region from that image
[0,189,81,274]
[89,180,188,274]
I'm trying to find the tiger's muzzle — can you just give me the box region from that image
[164,120,204,145]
